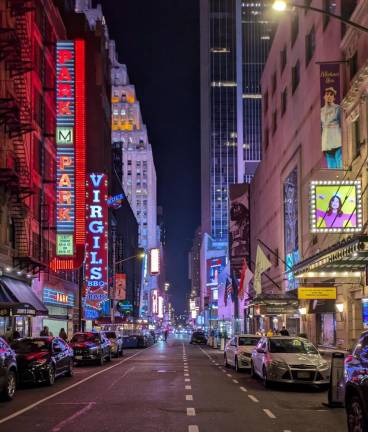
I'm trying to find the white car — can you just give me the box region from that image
[224,334,262,372]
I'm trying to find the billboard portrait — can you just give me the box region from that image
[229,184,250,279]
[320,63,342,169]
[206,257,226,286]
[311,180,362,233]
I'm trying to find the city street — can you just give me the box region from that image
[0,338,346,432]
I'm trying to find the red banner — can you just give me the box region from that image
[115,273,126,300]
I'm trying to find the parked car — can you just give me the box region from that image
[70,332,111,366]
[11,337,73,386]
[344,330,368,432]
[224,334,261,372]
[102,331,123,357]
[122,335,140,349]
[190,331,207,345]
[0,337,17,400]
[251,336,330,387]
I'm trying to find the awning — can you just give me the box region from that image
[0,277,48,316]
[247,294,299,315]
[292,235,368,278]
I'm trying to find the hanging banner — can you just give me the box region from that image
[253,245,271,295]
[84,173,109,319]
[229,184,250,279]
[115,273,126,301]
[320,63,342,169]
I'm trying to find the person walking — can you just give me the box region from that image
[280,326,290,336]
[40,326,50,336]
[266,328,274,337]
[59,328,68,341]
[164,329,168,342]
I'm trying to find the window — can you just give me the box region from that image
[305,26,315,66]
[280,46,287,73]
[281,88,288,116]
[291,13,299,47]
[352,116,361,157]
[292,60,300,93]
[323,0,337,30]
[127,160,132,165]
[272,72,277,95]
[272,111,277,135]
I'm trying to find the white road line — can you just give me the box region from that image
[51,401,95,432]
[187,408,196,416]
[184,373,190,376]
[0,348,151,425]
[263,409,276,419]
[185,378,191,382]
[185,385,192,390]
[188,425,199,432]
[248,395,259,403]
[240,386,247,392]
[226,374,232,377]
[232,379,239,384]
[186,395,193,401]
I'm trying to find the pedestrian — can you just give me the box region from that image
[40,326,50,336]
[59,328,67,341]
[164,329,168,342]
[12,330,20,340]
[266,328,274,337]
[5,326,12,342]
[280,326,289,336]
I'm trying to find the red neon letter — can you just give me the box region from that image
[59,174,71,188]
[57,83,72,98]
[58,67,72,82]
[58,208,71,221]
[57,101,72,116]
[59,156,73,170]
[58,49,73,65]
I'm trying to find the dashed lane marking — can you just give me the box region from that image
[248,395,259,403]
[263,409,276,419]
[188,426,199,432]
[232,379,239,384]
[185,378,191,382]
[186,395,193,401]
[226,374,232,378]
[184,373,190,376]
[240,386,247,392]
[187,408,196,416]
[185,385,192,390]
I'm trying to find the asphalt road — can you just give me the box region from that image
[0,336,347,432]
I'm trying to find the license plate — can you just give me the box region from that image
[75,356,82,360]
[297,372,310,379]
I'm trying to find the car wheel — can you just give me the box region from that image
[2,370,16,401]
[66,360,74,377]
[106,351,112,362]
[250,361,256,378]
[235,357,241,373]
[120,348,124,357]
[97,355,104,366]
[224,354,229,368]
[347,394,368,432]
[46,365,56,386]
[262,366,270,388]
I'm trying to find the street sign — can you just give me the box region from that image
[298,287,336,300]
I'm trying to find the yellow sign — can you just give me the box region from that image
[56,234,74,256]
[298,287,336,300]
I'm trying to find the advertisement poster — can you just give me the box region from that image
[206,257,226,286]
[115,273,126,301]
[310,180,362,233]
[229,184,250,279]
[362,298,368,329]
[320,63,342,169]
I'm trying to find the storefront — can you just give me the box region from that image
[42,286,76,338]
[292,236,368,350]
[0,276,48,339]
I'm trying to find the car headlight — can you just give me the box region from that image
[270,360,288,368]
[317,361,330,370]
[33,358,48,366]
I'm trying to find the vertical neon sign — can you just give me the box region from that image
[56,41,75,256]
[84,173,109,319]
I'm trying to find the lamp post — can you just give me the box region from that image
[272,1,368,34]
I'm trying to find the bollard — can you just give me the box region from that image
[220,337,225,351]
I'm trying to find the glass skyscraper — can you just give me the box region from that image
[200,0,275,241]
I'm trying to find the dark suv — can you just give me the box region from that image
[344,330,368,431]
[70,332,111,366]
[0,337,17,401]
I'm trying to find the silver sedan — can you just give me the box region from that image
[251,336,330,387]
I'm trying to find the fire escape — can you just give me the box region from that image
[0,1,46,274]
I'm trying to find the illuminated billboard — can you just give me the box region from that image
[151,289,158,314]
[115,273,126,301]
[150,248,160,275]
[84,173,109,319]
[158,296,164,318]
[52,40,86,270]
[206,257,226,286]
[310,180,362,233]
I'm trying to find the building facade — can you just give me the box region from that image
[249,0,366,350]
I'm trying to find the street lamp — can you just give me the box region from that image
[115,252,145,266]
[272,1,368,34]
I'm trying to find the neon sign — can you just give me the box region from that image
[84,173,109,318]
[51,40,86,270]
[43,288,75,307]
[150,248,160,275]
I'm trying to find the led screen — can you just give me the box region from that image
[310,181,362,233]
[362,299,368,329]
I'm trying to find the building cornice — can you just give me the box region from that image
[340,1,368,57]
[341,59,368,113]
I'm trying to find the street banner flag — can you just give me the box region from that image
[224,278,233,306]
[253,245,271,295]
[238,258,253,300]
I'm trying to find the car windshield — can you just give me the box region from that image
[193,332,204,337]
[239,337,261,346]
[11,339,50,353]
[71,333,100,343]
[269,338,318,354]
[104,332,117,339]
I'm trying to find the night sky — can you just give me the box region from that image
[98,1,201,314]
